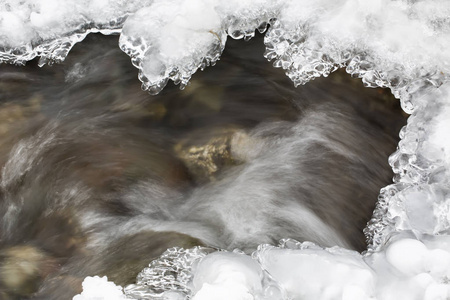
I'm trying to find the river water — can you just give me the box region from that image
[0,33,406,299]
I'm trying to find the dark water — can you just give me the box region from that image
[0,33,406,299]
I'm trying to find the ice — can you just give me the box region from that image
[3,0,450,99]
[73,276,127,300]
[0,0,152,65]
[255,240,375,300]
[263,0,450,113]
[366,83,450,251]
[118,0,226,94]
[191,251,283,300]
[4,0,450,299]
[85,236,450,299]
[124,246,213,299]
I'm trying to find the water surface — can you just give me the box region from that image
[0,33,406,299]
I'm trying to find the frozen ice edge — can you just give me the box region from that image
[0,13,130,66]
[2,0,450,299]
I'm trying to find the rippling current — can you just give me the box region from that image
[0,34,406,299]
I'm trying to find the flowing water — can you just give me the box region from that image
[0,34,406,299]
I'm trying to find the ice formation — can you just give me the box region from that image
[2,0,450,299]
[78,236,450,299]
[2,0,450,99]
[72,276,127,300]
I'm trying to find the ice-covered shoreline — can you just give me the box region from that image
[2,0,450,299]
[76,234,450,299]
[3,0,450,102]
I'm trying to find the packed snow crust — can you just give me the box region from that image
[2,0,450,299]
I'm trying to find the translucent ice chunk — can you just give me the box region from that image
[255,240,376,300]
[118,0,227,94]
[264,0,450,111]
[94,236,450,299]
[3,0,450,98]
[366,83,450,251]
[0,0,153,65]
[191,251,284,300]
[124,246,214,299]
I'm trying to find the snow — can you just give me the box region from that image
[119,0,226,94]
[191,252,267,300]
[73,276,127,300]
[3,0,450,101]
[111,237,450,299]
[77,235,450,299]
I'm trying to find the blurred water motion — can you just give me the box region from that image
[0,34,406,299]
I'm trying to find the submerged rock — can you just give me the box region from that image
[0,245,58,297]
[175,127,243,183]
[0,96,42,136]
